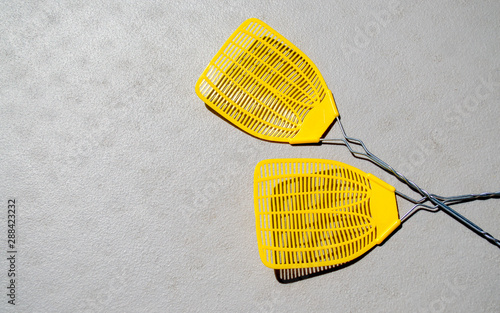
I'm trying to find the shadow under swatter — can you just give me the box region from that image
[273,250,369,284]
[274,224,403,284]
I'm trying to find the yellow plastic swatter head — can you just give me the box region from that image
[196,18,339,144]
[254,158,401,269]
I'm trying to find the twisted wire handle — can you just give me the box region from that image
[434,192,500,205]
[393,191,500,206]
[321,118,500,248]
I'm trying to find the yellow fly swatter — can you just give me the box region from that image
[254,158,399,269]
[254,158,499,269]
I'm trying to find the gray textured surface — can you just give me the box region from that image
[1,1,499,312]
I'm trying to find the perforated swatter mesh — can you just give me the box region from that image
[197,19,327,142]
[254,160,377,268]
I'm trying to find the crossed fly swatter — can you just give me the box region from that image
[254,159,498,269]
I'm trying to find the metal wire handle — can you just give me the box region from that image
[433,192,500,205]
[394,190,500,208]
[400,193,500,223]
[321,117,500,248]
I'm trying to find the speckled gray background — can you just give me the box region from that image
[1,1,499,312]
